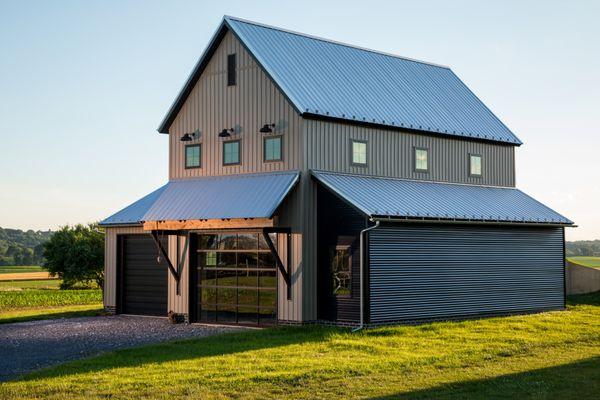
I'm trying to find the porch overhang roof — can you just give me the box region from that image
[100,171,300,228]
[311,170,573,226]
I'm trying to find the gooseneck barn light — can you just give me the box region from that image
[218,128,234,138]
[259,123,276,133]
[180,129,200,142]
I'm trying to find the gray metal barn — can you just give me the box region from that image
[100,16,572,326]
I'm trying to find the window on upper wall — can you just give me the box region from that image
[414,147,429,172]
[227,54,236,86]
[469,154,482,176]
[185,144,201,169]
[264,136,282,162]
[351,140,367,165]
[331,245,351,297]
[223,140,240,165]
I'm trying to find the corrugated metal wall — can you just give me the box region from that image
[276,232,303,322]
[305,119,515,187]
[368,224,565,323]
[103,225,146,309]
[168,30,303,179]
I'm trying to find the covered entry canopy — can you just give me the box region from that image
[311,170,573,225]
[100,171,300,229]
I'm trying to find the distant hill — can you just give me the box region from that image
[0,227,53,266]
[566,240,600,257]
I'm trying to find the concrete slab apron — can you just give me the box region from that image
[0,315,241,382]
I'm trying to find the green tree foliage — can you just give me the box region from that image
[43,224,105,290]
[566,240,600,257]
[0,227,53,266]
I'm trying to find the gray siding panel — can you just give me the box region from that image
[305,119,515,187]
[368,224,564,323]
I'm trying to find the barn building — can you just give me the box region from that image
[100,16,573,326]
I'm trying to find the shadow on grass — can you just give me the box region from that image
[18,325,343,382]
[370,356,600,400]
[567,291,600,307]
[0,307,105,324]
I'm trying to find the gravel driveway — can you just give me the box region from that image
[0,315,240,381]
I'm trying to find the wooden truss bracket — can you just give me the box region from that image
[150,230,188,295]
[262,228,292,300]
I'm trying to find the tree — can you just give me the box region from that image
[43,223,104,290]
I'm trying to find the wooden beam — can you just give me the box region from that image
[142,217,275,231]
[150,231,179,280]
[262,230,291,288]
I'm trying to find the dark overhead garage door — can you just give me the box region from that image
[120,235,168,316]
[368,224,565,323]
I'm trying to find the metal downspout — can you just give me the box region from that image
[352,220,380,332]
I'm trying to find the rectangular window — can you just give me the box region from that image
[414,147,428,172]
[331,245,351,297]
[264,136,282,161]
[227,53,236,86]
[351,140,367,165]
[470,154,482,176]
[185,144,201,169]
[223,140,240,165]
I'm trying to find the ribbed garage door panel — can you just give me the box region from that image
[368,225,564,323]
[122,235,168,316]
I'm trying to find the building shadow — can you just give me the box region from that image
[369,356,600,400]
[567,290,600,307]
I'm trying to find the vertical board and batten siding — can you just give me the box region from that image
[167,235,190,315]
[168,30,303,180]
[103,226,146,309]
[305,119,515,187]
[368,224,565,323]
[276,232,303,322]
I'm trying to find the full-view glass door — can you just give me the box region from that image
[196,232,277,325]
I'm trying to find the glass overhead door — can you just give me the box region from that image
[197,233,277,325]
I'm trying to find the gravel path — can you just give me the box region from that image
[0,315,240,381]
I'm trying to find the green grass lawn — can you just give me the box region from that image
[568,256,600,268]
[0,279,103,324]
[0,265,46,274]
[1,293,599,399]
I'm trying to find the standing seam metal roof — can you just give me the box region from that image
[99,171,300,226]
[158,16,522,145]
[311,170,572,225]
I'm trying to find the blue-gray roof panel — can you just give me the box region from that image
[99,185,167,226]
[226,17,521,145]
[143,171,299,221]
[312,171,572,225]
[100,171,300,226]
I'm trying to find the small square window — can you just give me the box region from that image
[185,144,201,169]
[414,147,428,172]
[264,136,282,162]
[470,154,482,176]
[223,140,240,165]
[351,140,367,165]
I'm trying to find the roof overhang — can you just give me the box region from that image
[100,171,300,229]
[311,170,573,226]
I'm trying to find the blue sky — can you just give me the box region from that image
[0,0,598,240]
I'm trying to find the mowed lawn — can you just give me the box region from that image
[1,293,599,399]
[568,256,600,269]
[0,279,103,324]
